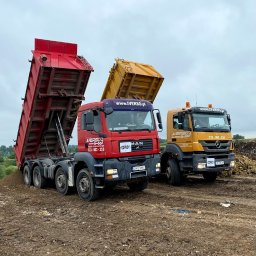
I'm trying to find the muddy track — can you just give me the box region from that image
[0,172,256,256]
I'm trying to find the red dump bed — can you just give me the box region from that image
[14,39,93,168]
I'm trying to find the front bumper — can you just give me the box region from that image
[192,152,235,173]
[103,154,161,183]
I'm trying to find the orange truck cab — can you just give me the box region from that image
[161,102,235,185]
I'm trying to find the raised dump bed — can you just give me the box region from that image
[101,59,164,102]
[14,38,93,168]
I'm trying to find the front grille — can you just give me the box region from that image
[199,140,231,153]
[119,139,153,152]
[131,139,153,152]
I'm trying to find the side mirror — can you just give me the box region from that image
[156,112,162,124]
[227,114,231,130]
[154,109,163,132]
[178,112,183,123]
[84,110,94,131]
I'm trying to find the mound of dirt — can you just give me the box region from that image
[232,154,256,176]
[235,139,256,160]
[0,169,23,187]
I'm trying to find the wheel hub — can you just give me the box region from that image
[79,177,90,193]
[57,174,65,188]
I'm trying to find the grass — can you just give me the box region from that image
[0,158,17,179]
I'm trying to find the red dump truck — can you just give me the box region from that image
[14,39,163,201]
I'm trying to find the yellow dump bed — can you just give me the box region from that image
[101,59,164,102]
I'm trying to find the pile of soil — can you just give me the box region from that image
[226,139,256,176]
[0,169,23,186]
[232,154,256,176]
[234,139,256,160]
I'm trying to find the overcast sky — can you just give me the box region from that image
[0,0,256,146]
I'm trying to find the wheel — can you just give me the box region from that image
[76,169,99,201]
[203,172,217,182]
[23,165,32,186]
[127,178,148,191]
[166,159,181,186]
[33,166,46,188]
[55,167,69,195]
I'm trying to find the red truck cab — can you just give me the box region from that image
[77,98,161,185]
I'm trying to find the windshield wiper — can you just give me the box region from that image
[135,128,152,132]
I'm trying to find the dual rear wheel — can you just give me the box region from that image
[23,165,46,188]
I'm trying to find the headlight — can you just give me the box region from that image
[156,162,161,172]
[230,161,235,167]
[106,169,118,175]
[197,163,206,169]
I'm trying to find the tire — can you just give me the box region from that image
[127,178,148,191]
[23,165,32,186]
[203,172,217,182]
[76,169,99,201]
[166,159,181,186]
[55,167,69,195]
[33,166,46,188]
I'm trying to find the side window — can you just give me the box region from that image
[81,110,102,132]
[173,115,179,129]
[173,113,190,130]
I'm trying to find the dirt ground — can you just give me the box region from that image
[0,171,256,256]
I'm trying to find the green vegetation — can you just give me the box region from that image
[160,138,167,152]
[68,145,78,153]
[0,145,78,179]
[0,145,17,179]
[233,134,245,140]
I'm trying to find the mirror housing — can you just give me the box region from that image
[156,112,162,124]
[227,114,231,130]
[84,110,94,131]
[178,112,184,123]
[153,109,163,132]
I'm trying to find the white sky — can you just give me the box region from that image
[0,0,256,145]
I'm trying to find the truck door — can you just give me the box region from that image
[79,110,105,156]
[172,113,193,152]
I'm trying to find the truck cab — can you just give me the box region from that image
[77,98,162,187]
[161,102,235,185]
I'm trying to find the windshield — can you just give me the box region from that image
[106,110,155,131]
[192,113,230,132]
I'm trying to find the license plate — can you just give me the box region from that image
[216,160,224,166]
[132,165,146,171]
[207,158,215,167]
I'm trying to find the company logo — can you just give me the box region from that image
[215,140,221,148]
[115,101,146,107]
